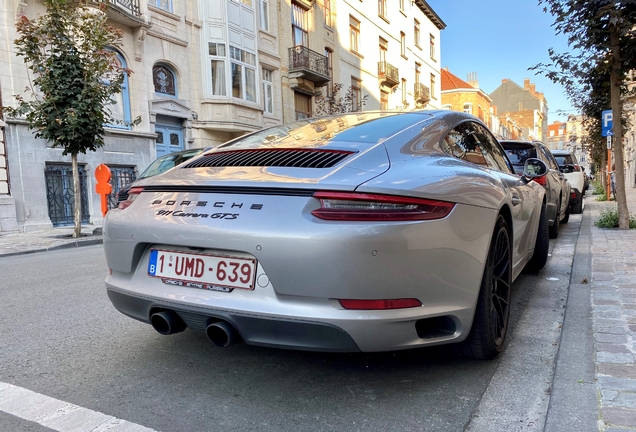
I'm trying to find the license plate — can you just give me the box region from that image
[148,249,256,290]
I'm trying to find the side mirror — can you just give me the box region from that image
[523,158,548,178]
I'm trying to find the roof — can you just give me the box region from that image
[441,68,474,91]
[414,0,447,30]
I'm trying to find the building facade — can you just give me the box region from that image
[0,0,286,233]
[489,78,548,142]
[441,68,492,127]
[440,68,522,140]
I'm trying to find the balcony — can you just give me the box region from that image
[378,62,399,88]
[288,46,331,87]
[92,0,146,27]
[414,83,430,105]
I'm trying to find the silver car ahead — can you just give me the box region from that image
[104,111,549,359]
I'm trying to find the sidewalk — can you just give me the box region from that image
[0,225,102,257]
[587,186,636,430]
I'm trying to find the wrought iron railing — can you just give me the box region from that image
[378,61,399,83]
[288,46,329,78]
[107,166,136,210]
[414,83,430,103]
[97,0,142,17]
[44,165,89,227]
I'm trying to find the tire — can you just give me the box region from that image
[459,215,512,360]
[561,204,570,224]
[571,199,583,214]
[525,203,549,273]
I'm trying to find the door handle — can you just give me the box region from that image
[511,194,521,206]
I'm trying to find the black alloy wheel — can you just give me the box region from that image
[460,215,512,359]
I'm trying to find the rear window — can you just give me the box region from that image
[219,112,430,148]
[139,150,204,179]
[503,147,537,166]
[553,154,576,166]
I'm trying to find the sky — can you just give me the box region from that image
[426,0,577,123]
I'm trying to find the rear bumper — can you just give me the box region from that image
[106,286,471,352]
[107,288,360,352]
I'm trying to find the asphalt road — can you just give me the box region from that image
[0,215,582,432]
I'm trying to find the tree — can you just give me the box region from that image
[315,83,369,115]
[3,0,135,237]
[532,0,636,229]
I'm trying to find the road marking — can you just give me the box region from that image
[0,382,158,432]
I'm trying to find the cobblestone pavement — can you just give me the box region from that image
[0,225,102,257]
[588,186,636,431]
[2,186,636,431]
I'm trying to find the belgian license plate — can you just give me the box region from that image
[148,249,256,290]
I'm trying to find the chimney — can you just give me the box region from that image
[530,84,536,94]
[467,72,479,88]
[524,78,531,89]
[502,78,508,83]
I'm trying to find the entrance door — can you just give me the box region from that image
[155,124,184,158]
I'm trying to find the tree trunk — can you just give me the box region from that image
[609,24,630,229]
[71,153,82,238]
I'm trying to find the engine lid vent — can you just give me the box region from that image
[181,149,355,169]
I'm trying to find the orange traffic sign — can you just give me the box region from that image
[95,164,112,216]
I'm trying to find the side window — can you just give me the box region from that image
[440,123,490,168]
[540,146,558,170]
[473,123,514,173]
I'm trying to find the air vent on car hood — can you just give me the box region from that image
[181,149,355,169]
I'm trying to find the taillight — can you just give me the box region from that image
[574,165,580,171]
[311,192,455,221]
[338,298,422,310]
[117,187,144,209]
[532,175,547,186]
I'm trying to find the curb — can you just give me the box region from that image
[0,237,103,258]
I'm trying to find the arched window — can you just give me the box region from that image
[106,50,131,129]
[153,64,177,97]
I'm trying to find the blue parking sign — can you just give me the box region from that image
[602,110,613,136]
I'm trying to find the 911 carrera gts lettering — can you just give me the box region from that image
[155,209,239,219]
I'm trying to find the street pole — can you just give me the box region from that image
[607,135,612,201]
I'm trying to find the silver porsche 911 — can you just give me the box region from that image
[104,111,549,359]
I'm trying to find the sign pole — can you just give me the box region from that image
[607,135,612,201]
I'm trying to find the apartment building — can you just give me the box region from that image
[335,0,445,112]
[441,68,493,127]
[490,78,548,142]
[440,68,522,140]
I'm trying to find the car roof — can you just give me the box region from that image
[550,150,573,155]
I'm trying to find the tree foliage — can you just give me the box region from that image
[531,0,636,229]
[4,0,133,155]
[3,0,137,236]
[315,83,369,115]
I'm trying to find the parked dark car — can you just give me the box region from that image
[501,140,571,238]
[116,148,207,205]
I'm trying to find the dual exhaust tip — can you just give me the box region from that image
[150,310,240,347]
